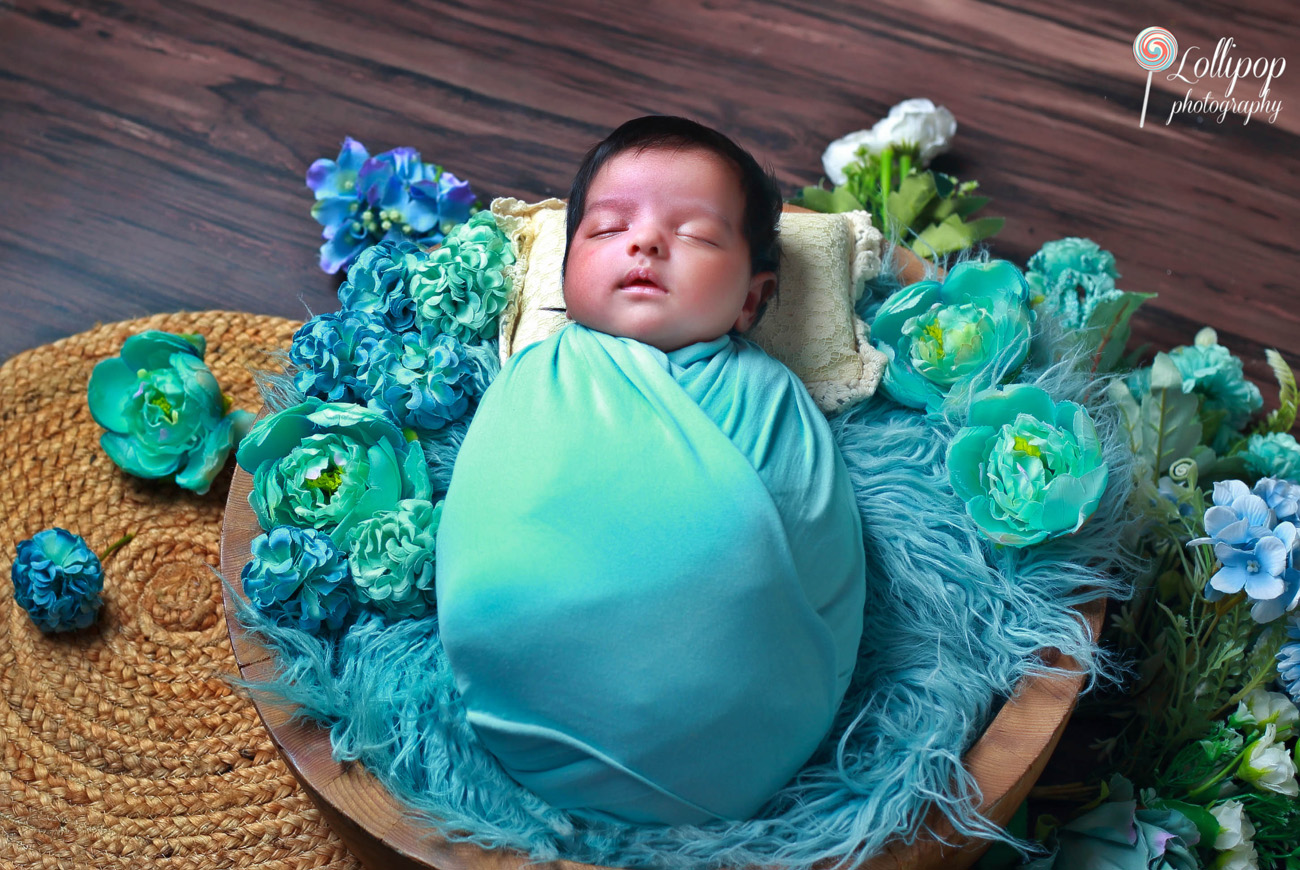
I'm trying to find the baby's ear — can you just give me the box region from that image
[734,272,777,333]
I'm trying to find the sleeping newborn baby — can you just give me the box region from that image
[435,116,866,826]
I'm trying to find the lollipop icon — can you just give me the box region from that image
[1133,27,1178,128]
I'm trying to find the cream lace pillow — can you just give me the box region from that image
[490,197,888,413]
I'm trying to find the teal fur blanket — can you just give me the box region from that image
[232,245,1138,870]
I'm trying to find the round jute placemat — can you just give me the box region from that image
[0,311,360,870]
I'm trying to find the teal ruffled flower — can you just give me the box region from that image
[11,529,106,633]
[241,525,353,633]
[1245,433,1300,483]
[289,310,390,404]
[1027,798,1200,870]
[947,384,1109,547]
[235,397,432,547]
[409,211,514,342]
[1025,237,1121,329]
[338,239,425,333]
[88,331,254,495]
[870,259,1034,413]
[346,498,442,619]
[362,327,477,432]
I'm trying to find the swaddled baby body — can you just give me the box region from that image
[435,117,867,825]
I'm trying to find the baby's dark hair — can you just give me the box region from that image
[562,115,783,280]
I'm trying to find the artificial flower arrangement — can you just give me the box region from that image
[793,98,1005,260]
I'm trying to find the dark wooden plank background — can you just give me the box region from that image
[2,0,1297,412]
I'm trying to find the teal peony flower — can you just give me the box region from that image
[346,498,442,619]
[235,397,432,547]
[241,525,353,633]
[1025,237,1121,329]
[289,309,390,404]
[409,211,514,342]
[88,330,254,495]
[947,384,1109,547]
[1245,433,1300,483]
[11,529,105,633]
[870,259,1034,413]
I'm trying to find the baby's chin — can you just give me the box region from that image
[568,315,724,354]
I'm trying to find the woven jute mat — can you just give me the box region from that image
[0,312,361,870]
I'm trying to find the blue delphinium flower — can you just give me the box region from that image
[362,326,477,432]
[241,525,353,633]
[1246,433,1300,483]
[1278,617,1300,704]
[11,529,105,633]
[337,239,425,333]
[307,138,477,275]
[1025,237,1122,329]
[289,309,391,404]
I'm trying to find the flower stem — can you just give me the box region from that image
[879,146,893,211]
[99,533,134,562]
[899,152,912,180]
[1183,746,1249,801]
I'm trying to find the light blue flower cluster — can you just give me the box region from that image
[10,529,105,633]
[307,137,476,274]
[241,525,354,633]
[1025,237,1122,330]
[1279,617,1300,704]
[1190,478,1300,622]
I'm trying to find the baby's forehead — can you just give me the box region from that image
[588,147,745,221]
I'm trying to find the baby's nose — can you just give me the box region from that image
[627,225,665,256]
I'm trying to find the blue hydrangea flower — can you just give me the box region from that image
[289,310,391,404]
[338,239,426,332]
[1188,480,1277,549]
[1210,532,1290,601]
[362,326,477,432]
[241,525,353,633]
[1025,237,1122,329]
[1246,433,1300,483]
[306,138,477,274]
[1255,477,1300,523]
[1278,617,1300,704]
[11,529,104,633]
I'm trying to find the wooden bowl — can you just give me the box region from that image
[221,471,1103,870]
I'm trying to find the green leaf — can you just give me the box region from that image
[964,216,1005,242]
[1256,348,1298,435]
[1145,797,1219,845]
[827,185,868,213]
[933,171,957,198]
[951,194,991,218]
[1084,291,1158,374]
[888,172,938,229]
[911,213,974,258]
[791,186,839,213]
[1139,357,1202,475]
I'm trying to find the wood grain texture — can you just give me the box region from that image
[220,459,1104,870]
[0,0,1296,416]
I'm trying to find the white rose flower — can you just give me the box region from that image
[1210,799,1256,850]
[821,98,957,185]
[1232,687,1300,738]
[1213,841,1259,870]
[1238,723,1300,796]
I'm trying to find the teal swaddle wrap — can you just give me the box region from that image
[435,323,866,826]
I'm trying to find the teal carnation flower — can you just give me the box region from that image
[289,310,390,404]
[947,384,1109,546]
[235,397,432,547]
[870,259,1034,413]
[11,529,104,633]
[409,211,514,342]
[337,239,425,333]
[1246,432,1300,482]
[346,498,442,619]
[87,331,254,495]
[241,525,353,633]
[362,327,477,432]
[1025,237,1121,329]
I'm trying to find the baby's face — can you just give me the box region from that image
[563,146,774,353]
